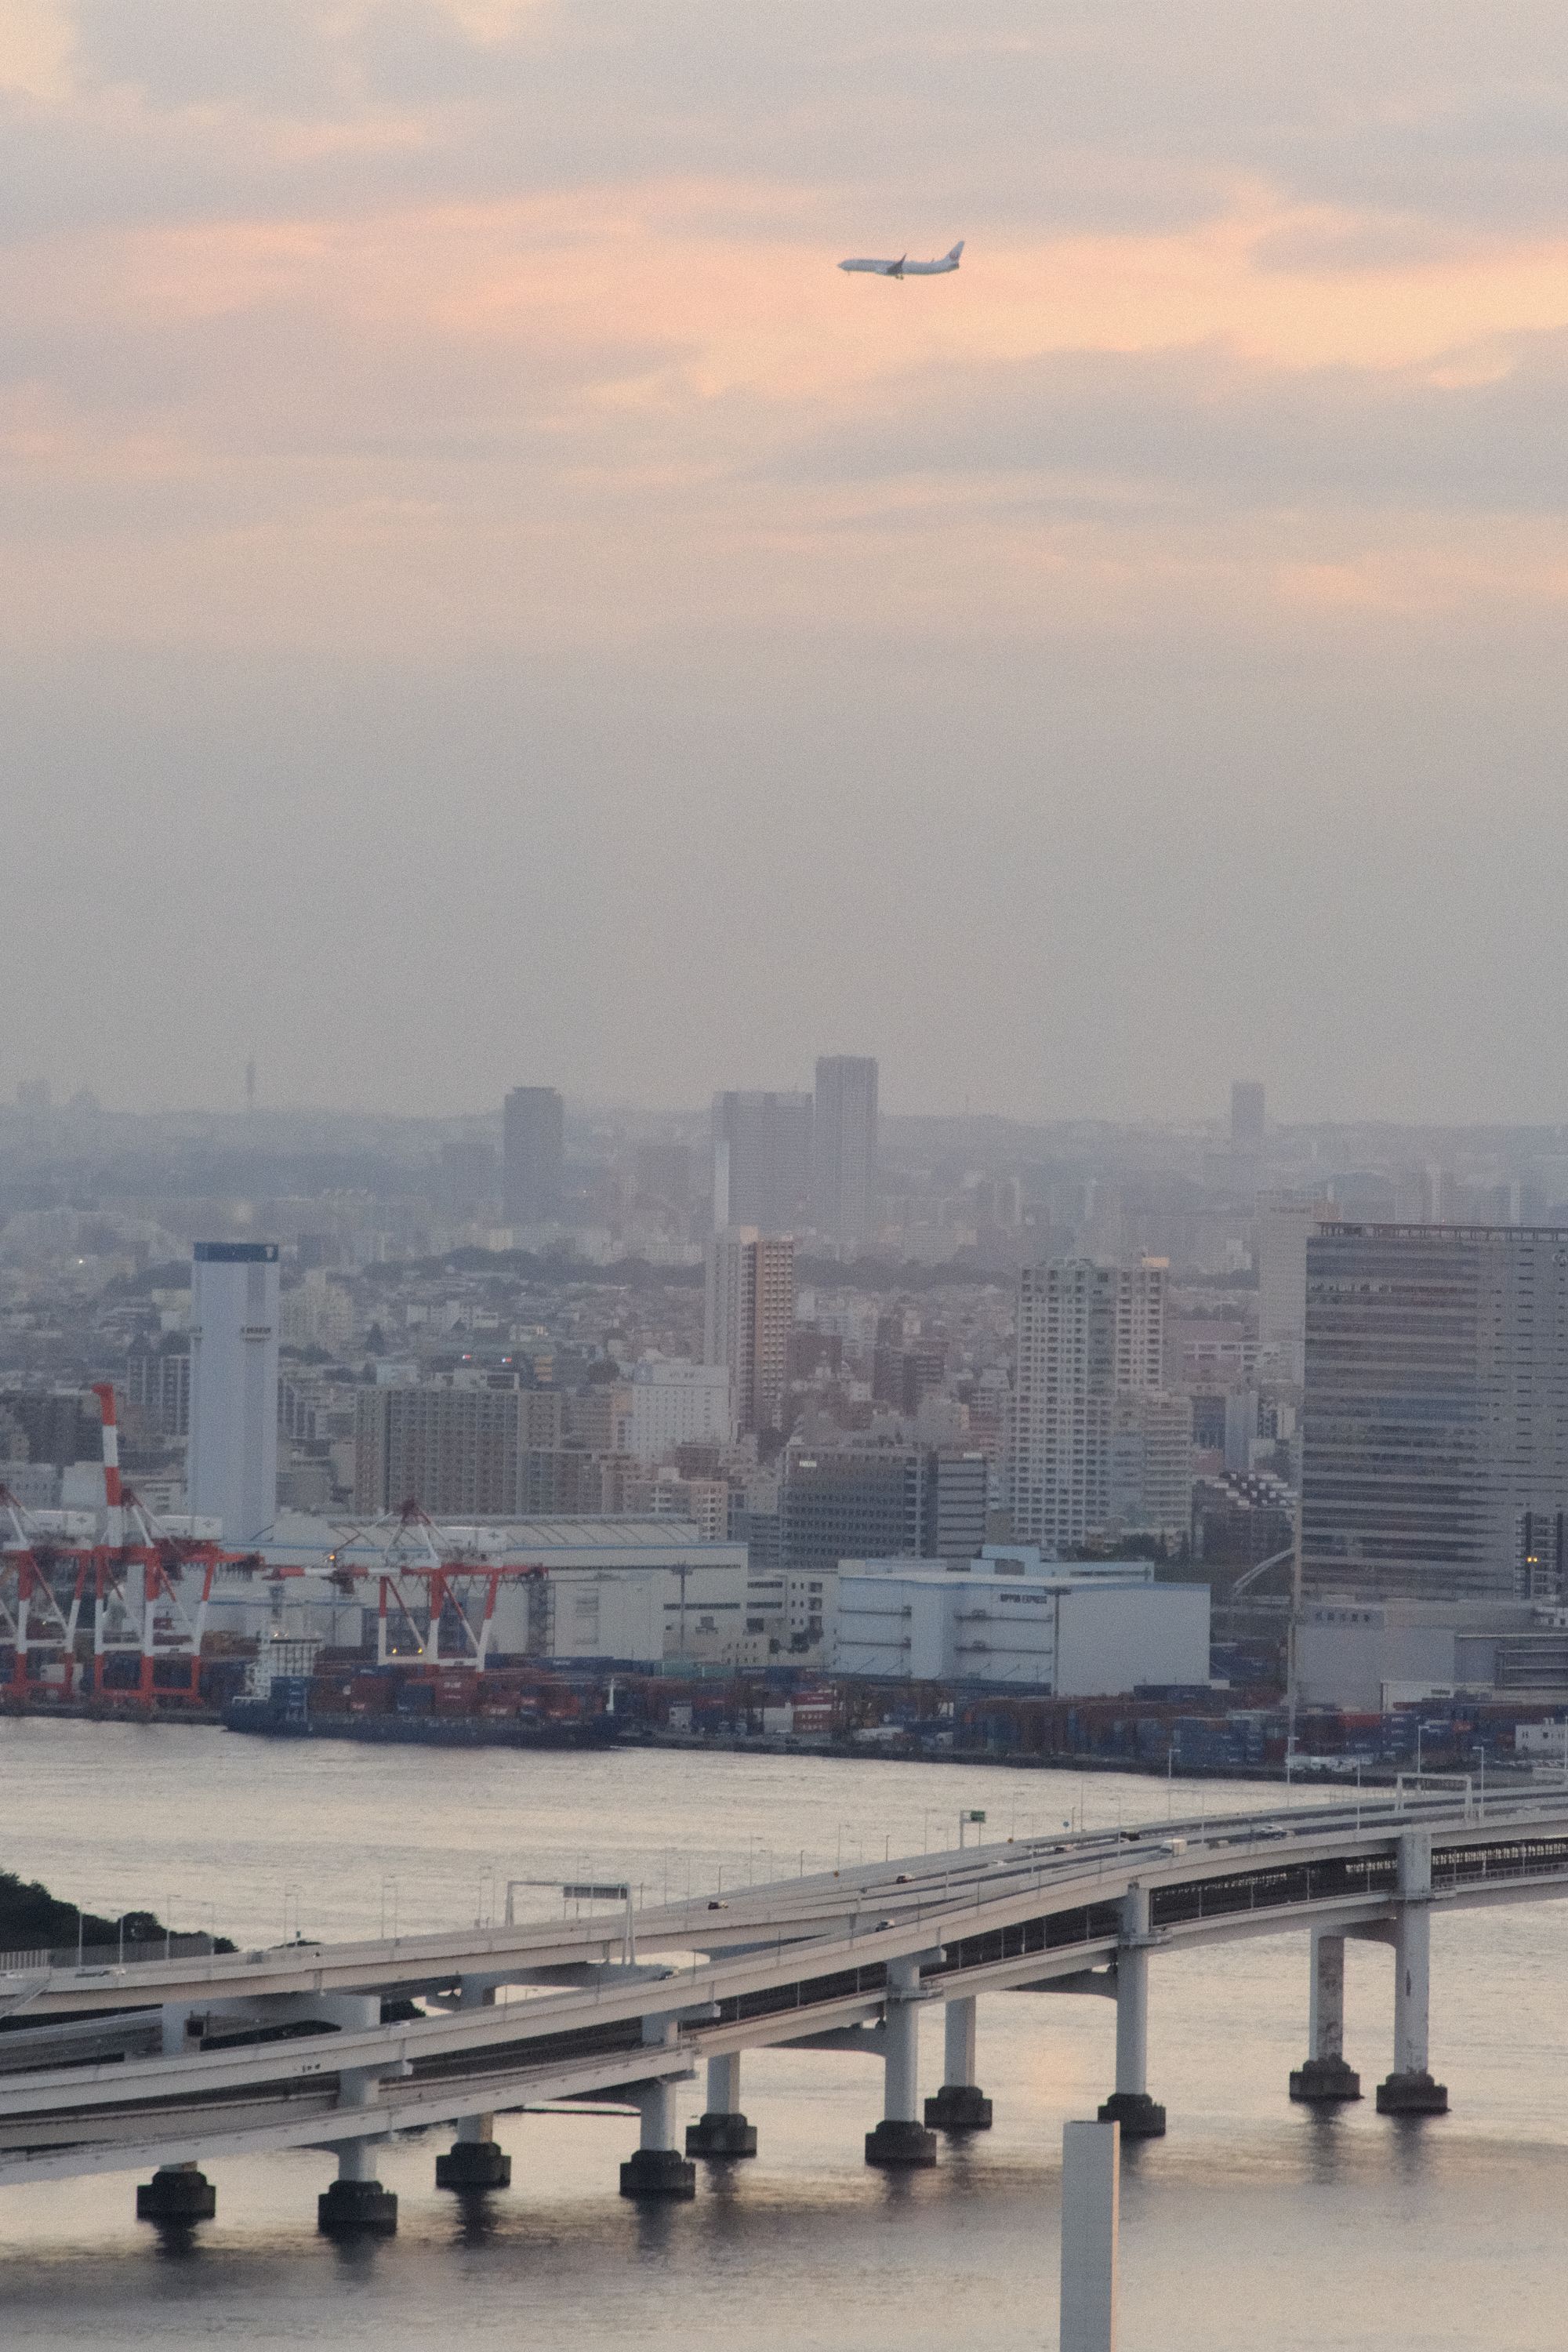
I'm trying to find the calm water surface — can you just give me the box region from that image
[1,1718,1566,2350]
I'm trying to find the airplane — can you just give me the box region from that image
[838,241,964,279]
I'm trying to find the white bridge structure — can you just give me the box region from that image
[2,1788,1566,2232]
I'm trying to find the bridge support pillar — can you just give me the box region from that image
[925,1995,992,2131]
[622,2017,695,2198]
[1377,1833,1447,2117]
[136,2161,216,2223]
[320,2034,399,2235]
[1290,1929,1361,2103]
[866,1957,937,2166]
[437,2110,511,2190]
[437,1980,511,2188]
[318,2136,398,2236]
[686,2052,757,2158]
[1098,1884,1165,2140]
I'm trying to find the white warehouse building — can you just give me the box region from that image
[833,1554,1210,1695]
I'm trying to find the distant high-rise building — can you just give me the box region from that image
[812,1055,879,1245]
[503,1087,564,1226]
[1255,1195,1330,1384]
[634,1142,694,1217]
[1108,1391,1194,1543]
[0,1386,102,1467]
[188,1242,280,1541]
[1009,1258,1171,1551]
[1301,1223,1568,1606]
[437,1134,499,1223]
[780,1445,987,1572]
[704,1229,795,1436]
[124,1338,191,1439]
[710,1091,813,1232]
[1230,1080,1266,1156]
[354,1374,532,1517]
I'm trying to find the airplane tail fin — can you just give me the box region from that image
[946,241,965,262]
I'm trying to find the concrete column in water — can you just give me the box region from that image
[686,2049,757,2158]
[925,1994,993,2132]
[136,2008,219,2221]
[1377,1831,1447,2115]
[437,1979,512,2189]
[1097,1884,1165,2139]
[866,1956,937,2167]
[318,1995,399,2235]
[620,2015,696,2198]
[1290,1929,1362,2103]
[1060,2120,1120,2352]
[135,2158,217,2224]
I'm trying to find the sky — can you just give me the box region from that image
[2,0,1566,1123]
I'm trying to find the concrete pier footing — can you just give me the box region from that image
[435,2139,512,2189]
[1095,2089,1166,2140]
[318,2178,398,2236]
[1376,2070,1448,2116]
[924,2082,993,2132]
[136,2165,216,2222]
[619,2147,697,2199]
[865,2118,938,2168]
[685,2053,757,2158]
[925,1998,991,2131]
[685,2111,757,2158]
[1290,2056,1363,2103]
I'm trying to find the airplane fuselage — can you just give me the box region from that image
[839,242,964,278]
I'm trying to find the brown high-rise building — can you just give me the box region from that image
[703,1229,795,1436]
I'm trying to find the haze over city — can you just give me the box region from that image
[5,1,1568,1122]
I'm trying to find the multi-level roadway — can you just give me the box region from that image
[2,1788,1566,2231]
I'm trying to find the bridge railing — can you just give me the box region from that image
[0,1932,220,1978]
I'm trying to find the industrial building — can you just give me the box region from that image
[225,1512,751,1670]
[1296,1598,1568,1712]
[832,1552,1210,1695]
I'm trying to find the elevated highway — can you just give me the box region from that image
[3,1786,1566,2230]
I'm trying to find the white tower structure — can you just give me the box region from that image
[187,1242,280,1541]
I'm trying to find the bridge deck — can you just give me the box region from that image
[2,1791,1566,2185]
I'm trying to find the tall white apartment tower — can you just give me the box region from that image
[1009,1258,1170,1551]
[704,1229,795,1438]
[187,1241,280,1541]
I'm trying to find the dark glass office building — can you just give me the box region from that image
[1300,1223,1568,1605]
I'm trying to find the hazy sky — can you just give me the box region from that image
[3,2,1566,1123]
